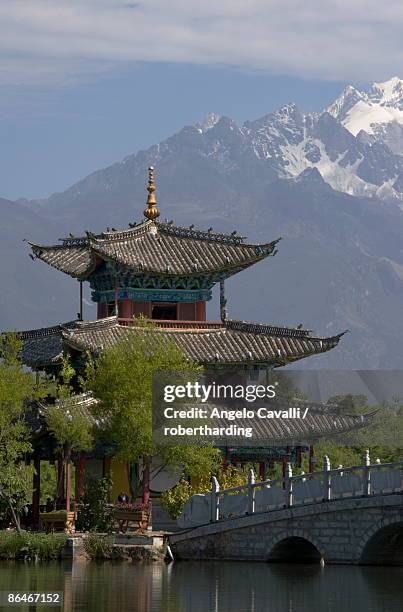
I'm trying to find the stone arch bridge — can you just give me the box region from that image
[170,458,403,565]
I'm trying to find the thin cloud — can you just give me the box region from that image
[1,0,403,86]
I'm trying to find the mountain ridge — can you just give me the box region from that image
[26,77,403,211]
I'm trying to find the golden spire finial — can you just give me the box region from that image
[143,166,160,220]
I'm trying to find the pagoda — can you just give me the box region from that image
[20,167,345,372]
[13,167,355,519]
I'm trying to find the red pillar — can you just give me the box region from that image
[119,299,133,321]
[196,301,206,321]
[259,462,266,481]
[32,456,41,530]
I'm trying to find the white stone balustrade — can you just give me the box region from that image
[177,452,403,529]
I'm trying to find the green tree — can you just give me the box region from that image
[86,322,221,503]
[45,357,94,511]
[0,334,42,531]
[313,395,403,467]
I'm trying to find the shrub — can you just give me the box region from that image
[160,480,193,519]
[161,466,252,519]
[83,533,114,559]
[25,533,68,560]
[75,476,114,533]
[0,531,67,560]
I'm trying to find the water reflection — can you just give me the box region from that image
[0,560,402,612]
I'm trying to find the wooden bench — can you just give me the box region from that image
[39,510,75,534]
[113,508,150,533]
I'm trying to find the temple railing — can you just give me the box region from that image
[118,318,224,329]
[209,452,403,523]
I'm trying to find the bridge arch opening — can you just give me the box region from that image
[268,537,322,564]
[360,522,403,566]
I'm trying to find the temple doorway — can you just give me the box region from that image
[152,303,177,320]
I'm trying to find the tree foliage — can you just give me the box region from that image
[75,476,114,533]
[44,356,93,456]
[86,323,221,495]
[0,334,43,530]
[311,394,403,469]
[44,355,94,509]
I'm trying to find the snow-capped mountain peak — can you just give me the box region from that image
[328,77,403,140]
[326,85,367,124]
[274,102,302,120]
[185,79,403,205]
[369,77,403,107]
[196,112,221,133]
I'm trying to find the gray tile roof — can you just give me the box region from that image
[19,321,80,367]
[210,397,374,444]
[26,392,99,434]
[16,316,344,368]
[28,220,280,279]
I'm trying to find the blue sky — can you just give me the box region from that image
[1,0,401,200]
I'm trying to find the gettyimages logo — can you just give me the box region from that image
[153,372,316,446]
[163,381,277,403]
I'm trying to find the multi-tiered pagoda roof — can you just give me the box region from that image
[17,166,346,370]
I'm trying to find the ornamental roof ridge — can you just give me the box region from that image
[73,316,118,331]
[88,221,153,243]
[56,220,274,248]
[224,319,313,338]
[29,239,89,250]
[225,319,348,341]
[59,237,90,247]
[17,320,79,339]
[155,220,248,245]
[39,221,152,247]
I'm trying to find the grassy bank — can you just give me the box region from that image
[0,531,68,561]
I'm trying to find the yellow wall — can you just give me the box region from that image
[106,457,131,502]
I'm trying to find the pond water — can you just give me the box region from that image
[0,560,402,612]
